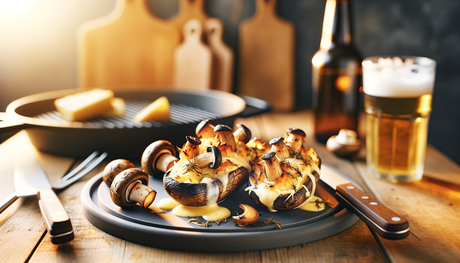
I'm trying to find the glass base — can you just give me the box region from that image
[368,165,423,183]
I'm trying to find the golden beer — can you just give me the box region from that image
[362,56,436,182]
[365,94,432,182]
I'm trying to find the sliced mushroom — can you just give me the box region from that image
[196,118,216,139]
[233,124,252,144]
[286,128,306,153]
[232,203,260,226]
[269,137,290,160]
[194,145,222,169]
[214,124,237,151]
[262,151,282,181]
[103,159,135,186]
[110,168,156,208]
[141,140,178,178]
[183,136,201,158]
[326,129,361,157]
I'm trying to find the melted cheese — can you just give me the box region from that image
[172,204,231,221]
[156,197,231,222]
[247,186,280,212]
[156,197,180,210]
[247,157,319,212]
[202,177,219,205]
[298,195,326,211]
[55,89,115,121]
[168,151,250,187]
[163,145,250,222]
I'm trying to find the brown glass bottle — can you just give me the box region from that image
[312,0,362,144]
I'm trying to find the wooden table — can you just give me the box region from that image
[1,111,459,263]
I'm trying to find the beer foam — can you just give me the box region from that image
[363,57,435,98]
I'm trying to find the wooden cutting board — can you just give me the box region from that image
[78,0,180,89]
[237,0,295,111]
[205,18,234,93]
[173,19,212,90]
[167,0,209,42]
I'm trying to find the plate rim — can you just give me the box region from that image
[81,173,359,252]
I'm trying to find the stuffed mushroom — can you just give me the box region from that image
[141,120,253,207]
[246,128,321,212]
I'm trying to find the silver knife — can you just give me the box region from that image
[14,147,74,244]
[321,165,409,240]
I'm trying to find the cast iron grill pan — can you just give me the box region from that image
[35,100,220,129]
[4,89,269,159]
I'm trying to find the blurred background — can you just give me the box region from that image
[0,0,458,164]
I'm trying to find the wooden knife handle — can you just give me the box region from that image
[38,188,74,244]
[336,183,409,240]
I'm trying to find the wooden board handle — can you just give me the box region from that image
[336,183,409,240]
[173,19,212,90]
[38,188,74,244]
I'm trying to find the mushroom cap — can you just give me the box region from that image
[103,159,135,186]
[335,129,360,145]
[186,136,202,146]
[262,151,276,160]
[287,127,306,137]
[141,140,177,178]
[236,123,252,143]
[326,129,361,157]
[214,124,232,132]
[110,168,149,208]
[196,118,214,134]
[269,137,284,145]
[206,145,222,169]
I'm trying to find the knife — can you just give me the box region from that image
[14,147,74,244]
[321,165,409,240]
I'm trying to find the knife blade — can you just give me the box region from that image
[14,147,74,244]
[321,165,409,240]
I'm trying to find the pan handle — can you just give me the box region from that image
[0,112,29,143]
[237,95,271,118]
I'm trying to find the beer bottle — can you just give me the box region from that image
[311,0,362,144]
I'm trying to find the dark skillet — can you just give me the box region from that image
[0,88,270,159]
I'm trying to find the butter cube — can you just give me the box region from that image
[55,89,114,121]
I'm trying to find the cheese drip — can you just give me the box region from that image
[298,195,326,211]
[156,197,180,210]
[160,134,251,222]
[162,157,250,222]
[246,186,280,212]
[172,204,231,221]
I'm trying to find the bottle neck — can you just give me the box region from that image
[320,0,353,50]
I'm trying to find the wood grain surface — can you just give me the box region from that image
[1,111,460,262]
[237,0,295,111]
[167,0,209,40]
[78,0,180,89]
[205,18,234,93]
[173,19,212,90]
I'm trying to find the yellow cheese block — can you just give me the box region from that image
[55,89,115,121]
[133,96,170,122]
[102,97,126,117]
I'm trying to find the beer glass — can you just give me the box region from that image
[362,56,436,182]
